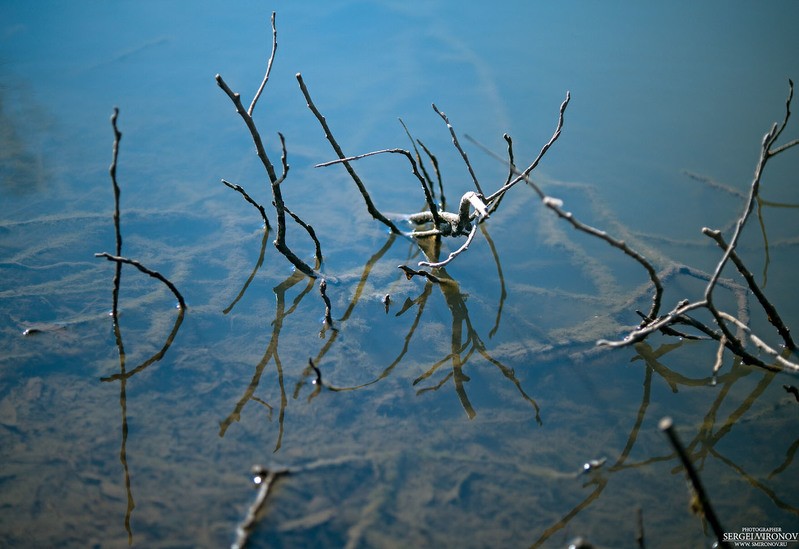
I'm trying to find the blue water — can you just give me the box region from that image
[2,2,799,547]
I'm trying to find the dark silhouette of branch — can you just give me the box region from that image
[216,74,317,277]
[433,103,484,196]
[283,203,322,269]
[222,178,271,229]
[296,72,402,235]
[659,417,731,549]
[95,253,186,310]
[319,279,333,329]
[223,228,270,315]
[109,108,123,319]
[248,12,278,117]
[703,79,797,321]
[231,465,289,549]
[703,228,795,351]
[399,118,444,227]
[484,91,571,204]
[315,147,444,234]
[416,138,446,210]
[595,80,799,374]
[216,16,319,279]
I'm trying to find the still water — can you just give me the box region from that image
[2,2,799,547]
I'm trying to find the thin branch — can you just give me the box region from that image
[231,466,289,549]
[419,223,478,269]
[296,72,402,234]
[248,12,278,117]
[417,139,446,210]
[659,417,731,549]
[315,147,444,232]
[717,312,799,371]
[283,204,322,269]
[95,253,186,310]
[487,133,515,216]
[109,108,123,318]
[770,78,794,149]
[221,178,271,229]
[705,80,795,303]
[217,72,317,278]
[483,90,571,204]
[432,103,483,195]
[399,118,443,226]
[703,228,795,350]
[319,279,333,328]
[469,132,664,322]
[216,74,279,183]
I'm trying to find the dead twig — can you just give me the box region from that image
[231,465,289,549]
[216,14,319,278]
[222,179,271,229]
[109,108,123,319]
[433,103,484,196]
[296,72,402,235]
[95,253,186,310]
[659,417,730,549]
[703,228,795,350]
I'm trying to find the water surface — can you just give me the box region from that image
[1,2,798,547]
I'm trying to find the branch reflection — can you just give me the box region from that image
[530,340,798,547]
[100,270,185,544]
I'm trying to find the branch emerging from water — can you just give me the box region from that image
[231,465,289,549]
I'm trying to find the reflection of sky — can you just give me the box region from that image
[2,0,798,300]
[2,3,799,546]
[3,2,798,159]
[2,0,798,245]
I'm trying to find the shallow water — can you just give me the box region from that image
[2,2,799,547]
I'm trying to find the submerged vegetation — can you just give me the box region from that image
[5,9,797,549]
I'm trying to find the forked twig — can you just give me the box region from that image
[216,16,319,279]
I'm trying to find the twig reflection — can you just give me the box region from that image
[531,340,798,547]
[96,107,187,544]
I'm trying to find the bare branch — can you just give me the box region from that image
[484,90,571,203]
[419,223,479,269]
[216,74,280,183]
[659,417,731,549]
[319,279,333,328]
[95,252,186,310]
[109,108,124,318]
[717,312,799,371]
[296,72,402,234]
[770,78,794,149]
[248,12,278,117]
[317,147,452,235]
[283,204,322,269]
[221,178,271,229]
[432,103,484,195]
[703,227,795,350]
[417,138,446,210]
[231,466,289,549]
[217,70,318,277]
[399,118,443,226]
[468,126,663,322]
